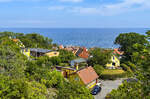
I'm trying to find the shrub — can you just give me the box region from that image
[121,63,134,77]
[101,69,126,80]
[127,62,137,71]
[93,64,104,76]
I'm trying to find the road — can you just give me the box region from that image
[94,78,124,99]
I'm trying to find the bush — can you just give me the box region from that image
[121,63,134,77]
[101,69,126,80]
[93,64,104,76]
[127,62,137,71]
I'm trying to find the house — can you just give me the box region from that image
[55,66,78,78]
[76,47,89,59]
[21,48,30,58]
[113,48,124,56]
[12,39,25,48]
[30,48,59,57]
[45,51,59,57]
[70,66,99,88]
[59,45,64,49]
[106,55,120,69]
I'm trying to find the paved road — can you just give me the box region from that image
[95,79,124,99]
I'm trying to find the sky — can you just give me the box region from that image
[0,0,150,28]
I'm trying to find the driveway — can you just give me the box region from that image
[95,78,124,99]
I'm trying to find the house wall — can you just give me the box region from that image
[86,79,97,89]
[106,55,120,68]
[45,51,59,57]
[70,74,97,89]
[21,49,30,57]
[69,74,84,85]
[63,69,76,78]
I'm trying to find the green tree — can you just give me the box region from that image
[93,64,104,76]
[114,33,148,61]
[57,81,93,99]
[59,49,76,63]
[88,48,112,66]
[0,37,27,79]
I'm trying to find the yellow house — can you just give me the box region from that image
[106,55,120,69]
[69,66,99,89]
[55,65,99,89]
[55,65,78,78]
[21,48,30,58]
[30,48,59,57]
[45,51,59,57]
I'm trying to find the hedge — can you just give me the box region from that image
[101,69,127,80]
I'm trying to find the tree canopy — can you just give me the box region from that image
[88,48,112,66]
[0,32,93,99]
[107,31,150,99]
[114,32,148,61]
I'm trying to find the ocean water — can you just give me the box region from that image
[0,28,149,48]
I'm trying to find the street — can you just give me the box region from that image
[94,78,124,99]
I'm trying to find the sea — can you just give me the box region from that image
[0,28,149,48]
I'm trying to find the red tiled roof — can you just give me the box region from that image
[12,39,19,42]
[77,47,89,59]
[113,48,124,55]
[77,66,99,85]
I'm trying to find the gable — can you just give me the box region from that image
[77,66,99,85]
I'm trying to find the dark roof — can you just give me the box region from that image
[55,66,76,71]
[70,58,87,66]
[30,48,52,53]
[75,48,83,56]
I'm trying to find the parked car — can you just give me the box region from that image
[91,85,101,95]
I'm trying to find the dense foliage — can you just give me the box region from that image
[114,32,148,62]
[93,64,104,76]
[88,48,112,66]
[107,31,150,98]
[0,32,93,99]
[59,49,76,63]
[0,31,53,49]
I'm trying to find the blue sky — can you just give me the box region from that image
[0,0,150,28]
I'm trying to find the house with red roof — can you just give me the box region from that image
[113,48,124,55]
[70,66,99,88]
[76,47,89,59]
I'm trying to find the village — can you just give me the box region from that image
[0,31,149,99]
[12,37,126,98]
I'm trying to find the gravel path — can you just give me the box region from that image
[94,78,124,99]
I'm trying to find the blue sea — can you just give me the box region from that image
[0,28,149,48]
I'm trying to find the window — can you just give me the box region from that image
[113,56,115,60]
[75,77,79,81]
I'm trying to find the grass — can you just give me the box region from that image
[102,69,125,75]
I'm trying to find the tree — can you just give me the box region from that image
[107,32,150,99]
[88,48,112,66]
[18,33,53,49]
[114,33,148,61]
[0,75,48,99]
[57,81,93,99]
[59,49,76,63]
[0,37,27,79]
[93,64,104,76]
[0,32,53,49]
